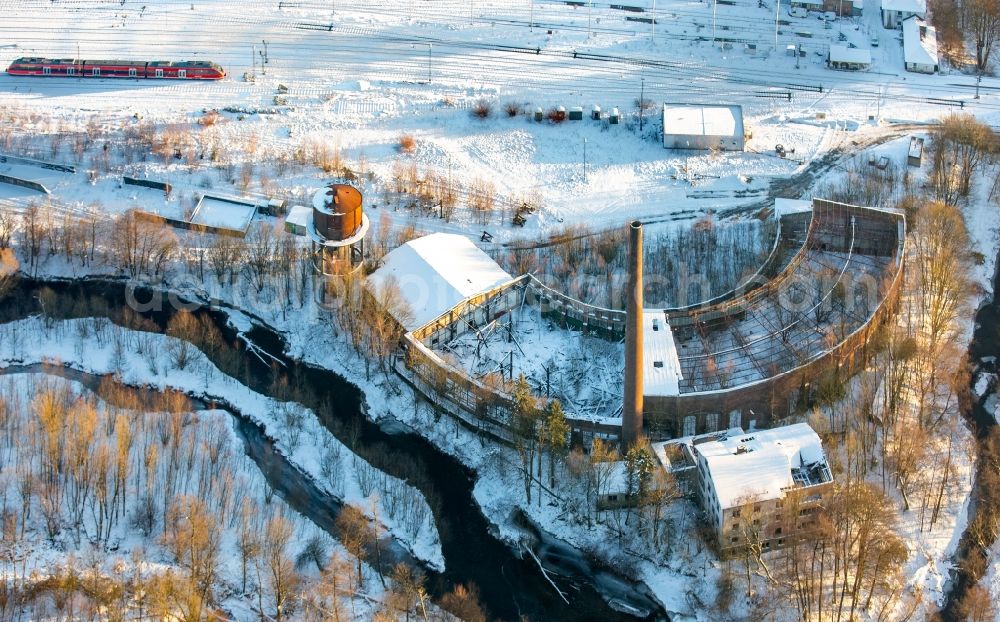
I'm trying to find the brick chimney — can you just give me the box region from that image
[622,220,644,450]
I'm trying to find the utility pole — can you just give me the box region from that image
[251,44,256,80]
[588,0,593,38]
[639,76,645,132]
[261,39,269,63]
[976,67,982,99]
[583,137,588,182]
[428,43,432,83]
[712,0,717,41]
[651,0,656,40]
[530,0,534,31]
[775,0,780,49]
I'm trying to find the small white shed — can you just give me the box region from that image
[662,104,745,151]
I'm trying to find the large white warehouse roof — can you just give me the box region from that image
[662,104,743,138]
[366,233,514,330]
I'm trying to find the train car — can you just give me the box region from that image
[5,57,225,80]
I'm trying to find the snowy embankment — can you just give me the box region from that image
[0,315,445,572]
[0,371,351,621]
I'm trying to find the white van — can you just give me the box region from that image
[789,6,808,17]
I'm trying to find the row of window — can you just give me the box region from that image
[29,66,191,77]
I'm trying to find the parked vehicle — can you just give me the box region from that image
[6,57,225,80]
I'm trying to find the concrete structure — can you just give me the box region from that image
[309,183,369,276]
[907,136,925,167]
[622,221,645,450]
[396,201,904,452]
[827,45,872,70]
[881,0,925,28]
[366,233,513,332]
[283,204,311,236]
[686,423,833,553]
[661,104,744,151]
[902,16,938,73]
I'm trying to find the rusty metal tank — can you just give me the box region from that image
[312,183,364,241]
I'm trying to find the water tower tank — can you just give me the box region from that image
[312,184,364,242]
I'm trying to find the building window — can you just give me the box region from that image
[729,409,741,429]
[774,527,782,536]
[608,495,618,502]
[731,537,739,543]
[754,504,761,513]
[706,412,719,432]
[683,415,696,436]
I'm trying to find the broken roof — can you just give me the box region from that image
[695,423,830,508]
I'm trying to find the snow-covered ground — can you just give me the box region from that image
[3,0,999,245]
[0,316,445,572]
[0,371,386,620]
[2,0,1000,618]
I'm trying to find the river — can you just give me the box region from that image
[939,250,1000,620]
[0,277,666,622]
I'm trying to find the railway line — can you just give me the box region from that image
[0,0,996,115]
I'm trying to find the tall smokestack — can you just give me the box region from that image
[622,220,644,450]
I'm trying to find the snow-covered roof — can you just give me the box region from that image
[828,45,872,65]
[774,198,813,217]
[285,204,311,229]
[881,0,925,13]
[902,17,937,67]
[366,233,514,330]
[695,423,831,509]
[643,310,683,397]
[662,104,743,138]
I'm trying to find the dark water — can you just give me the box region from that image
[939,252,1000,620]
[1,277,666,622]
[0,363,420,575]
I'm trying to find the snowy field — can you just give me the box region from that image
[438,305,625,420]
[2,0,999,244]
[2,0,1000,619]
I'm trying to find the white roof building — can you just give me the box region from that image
[283,204,311,235]
[828,45,872,70]
[366,233,514,331]
[902,16,938,73]
[881,0,925,27]
[694,423,831,510]
[642,310,683,397]
[662,104,745,151]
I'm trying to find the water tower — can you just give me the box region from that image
[309,183,369,275]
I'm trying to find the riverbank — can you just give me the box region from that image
[0,313,445,572]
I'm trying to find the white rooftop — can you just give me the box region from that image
[284,204,311,229]
[902,17,938,67]
[695,423,830,508]
[642,310,683,397]
[829,45,872,65]
[662,104,743,138]
[774,198,813,217]
[881,0,926,13]
[366,233,514,331]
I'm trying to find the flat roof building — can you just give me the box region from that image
[827,45,872,70]
[662,104,745,151]
[687,423,833,553]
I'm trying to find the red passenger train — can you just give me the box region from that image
[6,57,225,80]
